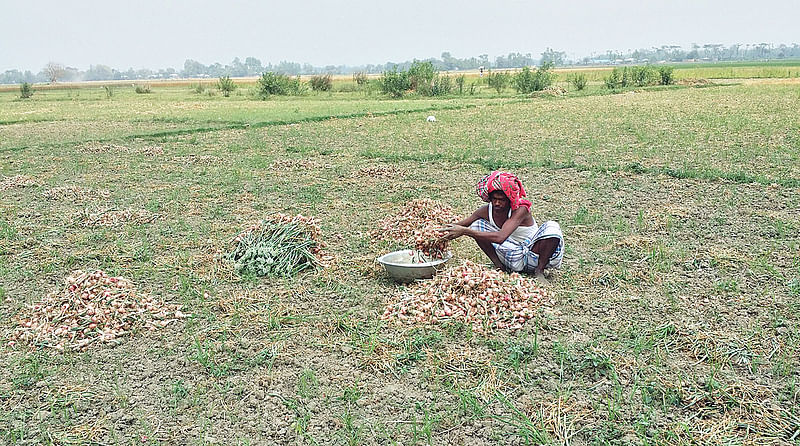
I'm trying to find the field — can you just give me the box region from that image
[1,76,799,445]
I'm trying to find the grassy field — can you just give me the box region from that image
[1,78,799,445]
[552,64,800,83]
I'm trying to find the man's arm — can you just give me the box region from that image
[442,208,528,244]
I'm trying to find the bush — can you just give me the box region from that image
[19,82,34,99]
[429,74,453,96]
[217,75,237,97]
[256,72,306,98]
[658,66,675,85]
[512,62,554,94]
[567,73,587,91]
[604,68,622,89]
[102,85,114,98]
[455,75,466,94]
[605,66,661,90]
[192,83,207,94]
[407,61,436,91]
[380,63,453,97]
[486,71,510,93]
[380,68,410,97]
[630,66,659,87]
[352,72,368,87]
[309,74,332,92]
[134,84,151,94]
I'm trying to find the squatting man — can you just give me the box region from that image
[440,171,564,280]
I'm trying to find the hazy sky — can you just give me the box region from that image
[1,0,797,72]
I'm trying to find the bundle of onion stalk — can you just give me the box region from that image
[229,213,324,277]
[381,261,550,331]
[374,199,459,260]
[10,270,188,351]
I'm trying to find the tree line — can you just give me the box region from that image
[2,43,798,85]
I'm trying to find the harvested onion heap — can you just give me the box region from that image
[11,270,188,351]
[81,208,158,227]
[230,213,324,277]
[382,261,550,331]
[81,144,164,156]
[43,186,111,201]
[0,175,37,191]
[374,199,459,259]
[356,165,401,179]
[171,154,222,166]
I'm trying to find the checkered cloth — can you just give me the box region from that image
[470,219,564,272]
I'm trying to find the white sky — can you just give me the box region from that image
[1,0,797,72]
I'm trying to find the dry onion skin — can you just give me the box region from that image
[10,270,188,352]
[373,199,459,259]
[382,261,551,331]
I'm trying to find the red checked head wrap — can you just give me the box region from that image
[476,171,532,211]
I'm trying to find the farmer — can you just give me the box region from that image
[440,171,564,279]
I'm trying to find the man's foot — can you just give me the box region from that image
[533,270,551,286]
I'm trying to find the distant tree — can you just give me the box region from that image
[245,57,263,75]
[228,57,247,77]
[1,69,25,84]
[85,64,113,81]
[275,61,302,75]
[540,48,566,66]
[182,59,207,77]
[44,62,66,83]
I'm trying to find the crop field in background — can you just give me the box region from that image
[1,75,799,445]
[3,61,800,95]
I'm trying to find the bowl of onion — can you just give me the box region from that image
[377,249,452,282]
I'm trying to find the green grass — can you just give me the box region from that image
[1,74,799,444]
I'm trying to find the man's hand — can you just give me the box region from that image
[439,224,467,240]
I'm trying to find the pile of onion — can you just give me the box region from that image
[43,186,110,201]
[10,270,188,351]
[0,175,37,191]
[374,199,459,259]
[80,208,158,227]
[382,261,550,331]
